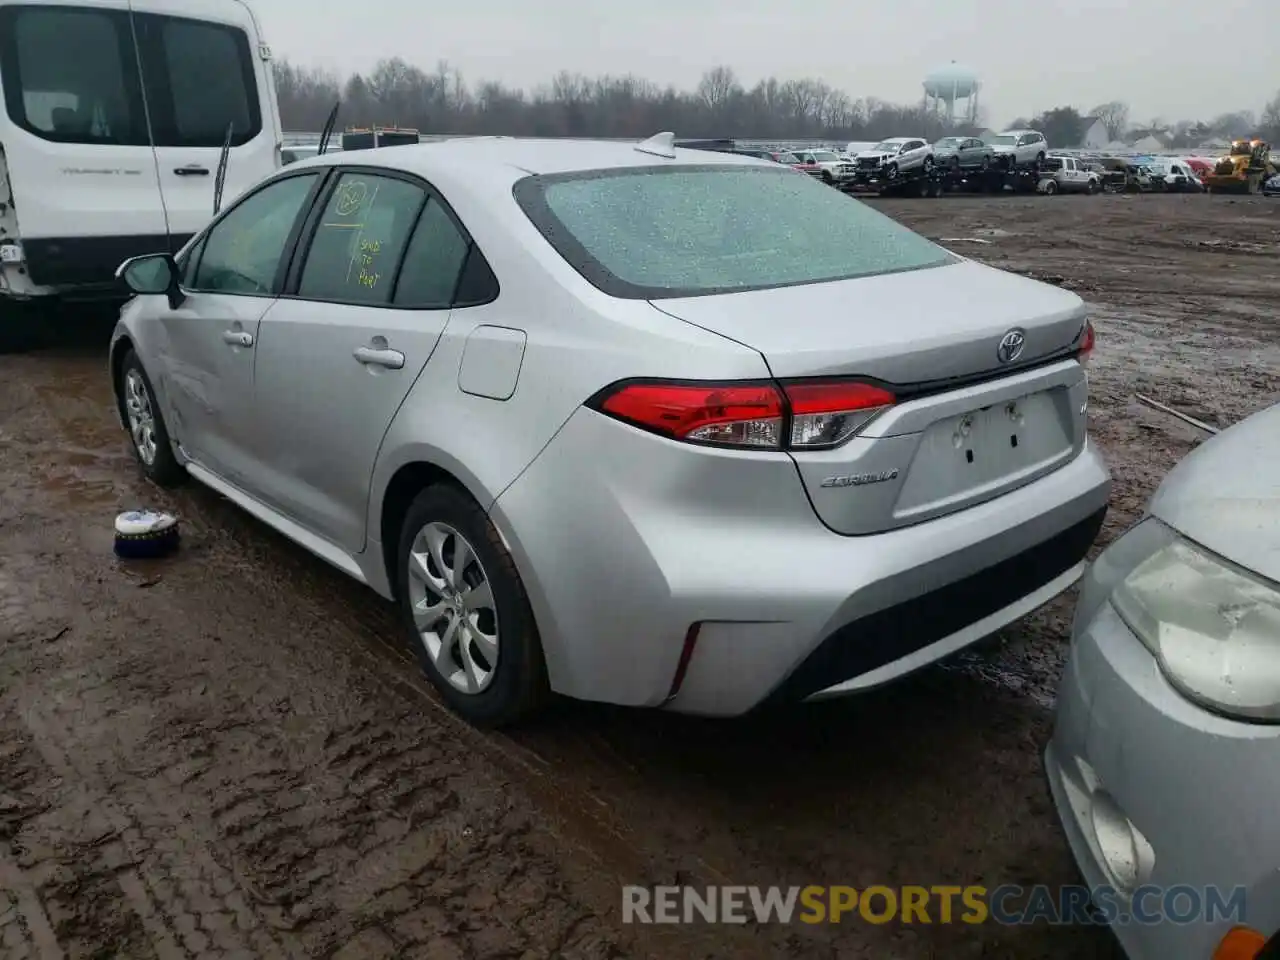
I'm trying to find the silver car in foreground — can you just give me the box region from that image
[109,133,1108,727]
[1045,402,1279,959]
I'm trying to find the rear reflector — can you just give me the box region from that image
[590,378,895,450]
[1212,927,1267,960]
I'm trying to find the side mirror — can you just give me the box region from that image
[116,253,184,309]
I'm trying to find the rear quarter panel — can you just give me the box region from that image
[365,160,771,538]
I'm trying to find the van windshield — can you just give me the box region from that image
[513,165,956,299]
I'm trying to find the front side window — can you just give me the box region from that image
[194,174,318,295]
[0,5,147,145]
[297,173,425,305]
[514,165,956,300]
[134,13,260,147]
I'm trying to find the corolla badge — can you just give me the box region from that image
[997,328,1026,364]
[819,468,900,488]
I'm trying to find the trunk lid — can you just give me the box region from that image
[650,259,1092,534]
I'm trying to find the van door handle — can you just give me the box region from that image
[174,165,209,176]
[353,346,404,369]
[222,330,253,347]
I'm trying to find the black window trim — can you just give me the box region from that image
[132,9,263,149]
[181,167,329,298]
[0,3,150,147]
[279,163,500,312]
[511,163,958,302]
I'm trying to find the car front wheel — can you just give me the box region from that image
[119,349,185,487]
[396,484,549,728]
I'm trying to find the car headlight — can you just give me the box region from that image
[1110,528,1280,721]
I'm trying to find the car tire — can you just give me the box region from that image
[886,162,898,179]
[119,349,186,487]
[395,484,549,728]
[950,157,961,173]
[1087,179,1098,194]
[980,155,991,171]
[822,170,834,184]
[1043,179,1058,195]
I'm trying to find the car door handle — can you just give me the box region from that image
[353,346,404,369]
[222,330,253,347]
[174,165,209,176]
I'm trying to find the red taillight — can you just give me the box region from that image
[784,381,895,448]
[590,378,895,450]
[1077,320,1095,365]
[596,381,784,448]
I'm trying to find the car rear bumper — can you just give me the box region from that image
[491,406,1111,715]
[1044,544,1280,959]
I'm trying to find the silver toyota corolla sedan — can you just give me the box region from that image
[109,133,1109,727]
[1045,402,1279,960]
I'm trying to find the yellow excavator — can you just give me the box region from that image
[1204,139,1274,194]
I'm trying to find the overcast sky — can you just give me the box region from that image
[254,0,1274,127]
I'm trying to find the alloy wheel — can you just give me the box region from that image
[123,369,158,465]
[406,521,500,694]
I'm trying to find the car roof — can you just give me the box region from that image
[1000,129,1038,135]
[288,136,768,181]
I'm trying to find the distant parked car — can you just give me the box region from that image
[1263,172,1280,195]
[793,149,856,184]
[854,138,934,178]
[988,130,1048,171]
[1046,401,1280,960]
[1037,156,1100,194]
[1146,159,1202,192]
[932,136,995,172]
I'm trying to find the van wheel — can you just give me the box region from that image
[119,350,185,487]
[396,484,549,728]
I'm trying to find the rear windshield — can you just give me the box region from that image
[513,165,955,299]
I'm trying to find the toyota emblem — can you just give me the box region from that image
[997,328,1026,364]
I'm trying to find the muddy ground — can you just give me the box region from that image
[1,193,1277,959]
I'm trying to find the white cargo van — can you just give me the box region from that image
[0,0,282,312]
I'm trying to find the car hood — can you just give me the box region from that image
[856,151,894,160]
[990,143,1017,152]
[1148,402,1280,583]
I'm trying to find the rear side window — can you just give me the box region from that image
[134,13,261,147]
[393,199,471,308]
[0,5,148,145]
[514,165,955,300]
[297,173,425,305]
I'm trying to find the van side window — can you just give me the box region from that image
[0,5,148,145]
[393,200,472,308]
[133,14,261,148]
[297,173,426,305]
[193,174,319,296]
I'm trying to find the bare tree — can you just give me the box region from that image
[1261,90,1280,141]
[1090,101,1129,140]
[272,56,1271,147]
[696,67,740,112]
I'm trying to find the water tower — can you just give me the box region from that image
[923,62,979,125]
